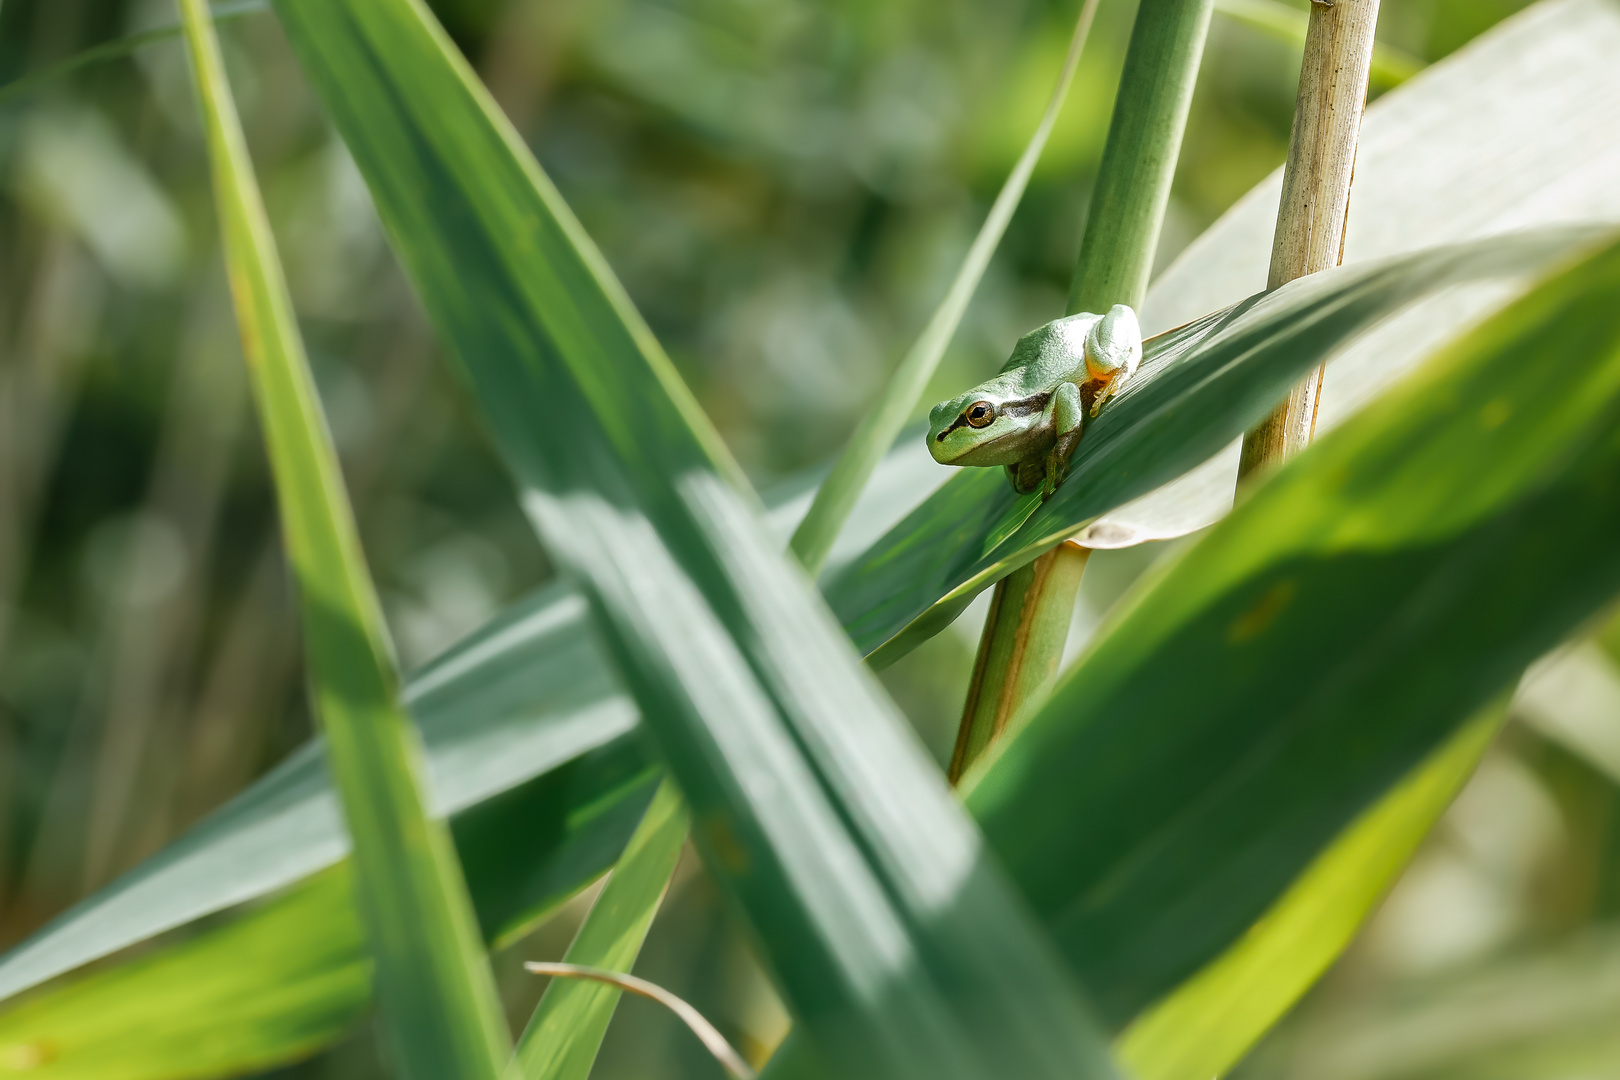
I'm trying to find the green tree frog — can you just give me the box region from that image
[927,304,1142,495]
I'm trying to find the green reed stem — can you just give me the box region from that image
[955,0,1215,779]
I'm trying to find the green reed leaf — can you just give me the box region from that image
[176,1,509,1075]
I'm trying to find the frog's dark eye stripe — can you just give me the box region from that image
[937,391,1049,440]
[999,393,1048,419]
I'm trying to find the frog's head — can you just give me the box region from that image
[927,380,1049,467]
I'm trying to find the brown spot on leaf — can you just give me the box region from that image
[701,814,751,875]
[1227,579,1298,645]
[0,1040,57,1069]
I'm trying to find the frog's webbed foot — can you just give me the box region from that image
[1009,459,1045,494]
[1089,374,1123,418]
[1042,381,1085,497]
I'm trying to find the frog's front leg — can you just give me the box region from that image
[1042,380,1084,497]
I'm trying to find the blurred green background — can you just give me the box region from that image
[8,0,1610,1076]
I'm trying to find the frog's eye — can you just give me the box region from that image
[966,401,996,428]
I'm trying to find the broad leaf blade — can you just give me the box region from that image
[967,235,1620,1025]
[176,1,509,1075]
[1116,705,1505,1080]
[267,0,1117,1077]
[514,778,688,1080]
[770,706,1507,1080]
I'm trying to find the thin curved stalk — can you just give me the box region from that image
[525,963,756,1080]
[513,779,689,1080]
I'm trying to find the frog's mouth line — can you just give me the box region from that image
[932,418,1050,467]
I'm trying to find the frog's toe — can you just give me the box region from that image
[1042,451,1069,496]
[1088,377,1123,417]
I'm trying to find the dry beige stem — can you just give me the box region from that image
[1239,0,1384,477]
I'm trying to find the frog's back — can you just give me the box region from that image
[999,311,1099,386]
